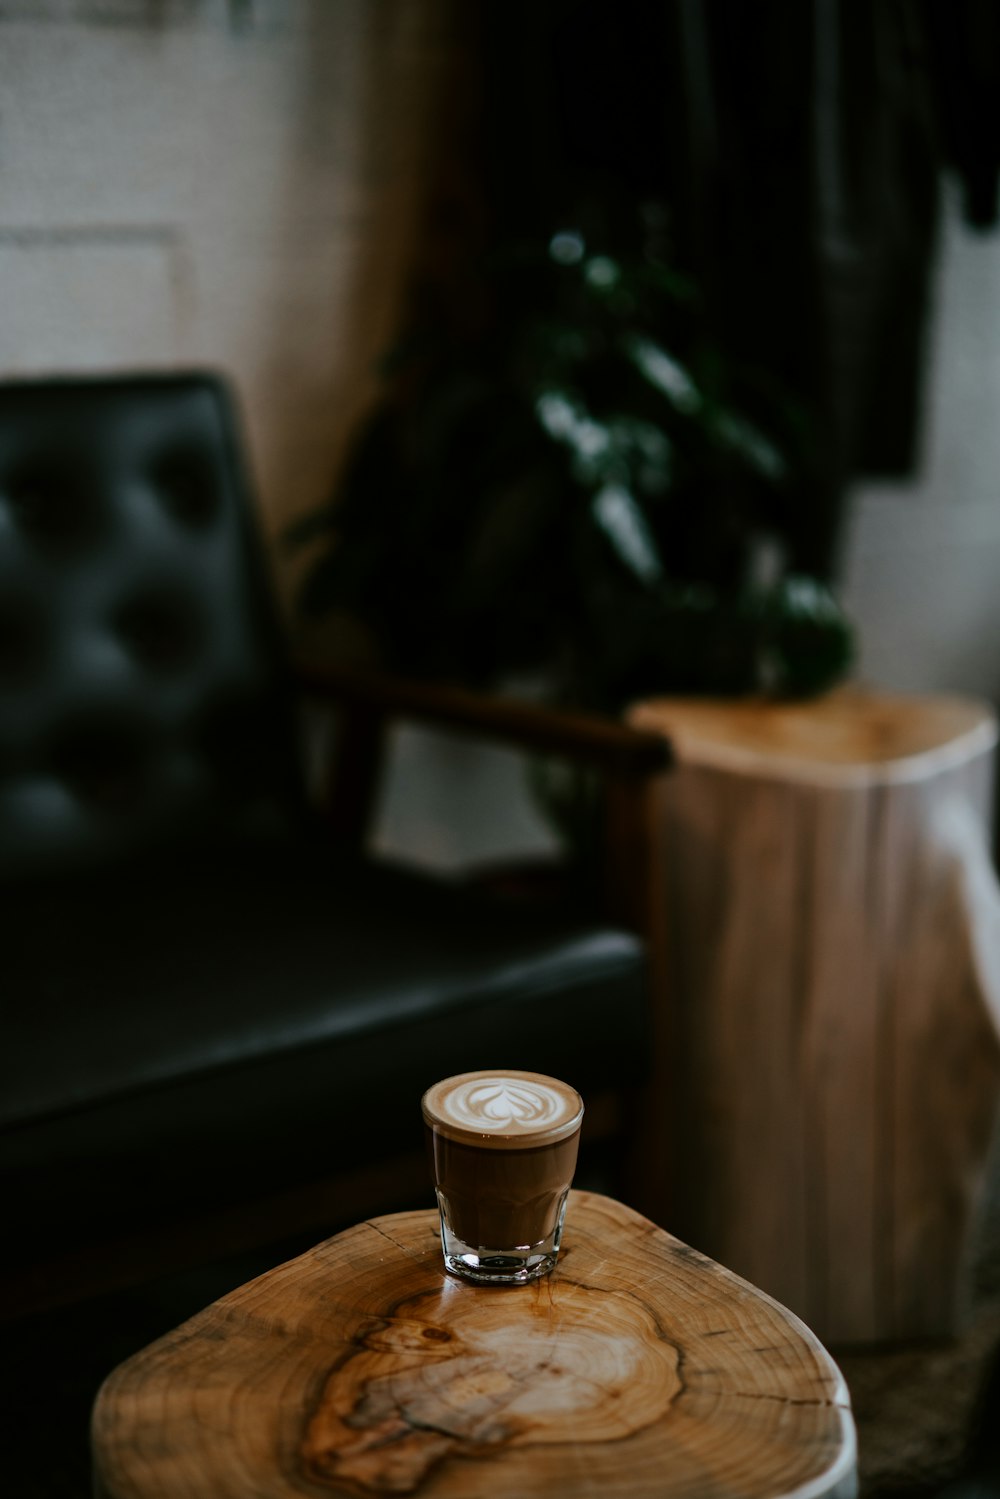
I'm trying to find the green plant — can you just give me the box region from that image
[288,226,854,712]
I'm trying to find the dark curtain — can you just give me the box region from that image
[479,0,1000,579]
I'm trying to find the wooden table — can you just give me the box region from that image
[92,1191,857,1499]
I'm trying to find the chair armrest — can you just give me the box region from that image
[294,657,672,935]
[293,660,673,777]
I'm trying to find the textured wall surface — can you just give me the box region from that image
[0,0,450,590]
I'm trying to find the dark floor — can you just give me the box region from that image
[837,1302,1000,1499]
[832,1197,1000,1499]
[5,1217,1000,1499]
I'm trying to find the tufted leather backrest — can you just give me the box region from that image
[0,374,305,878]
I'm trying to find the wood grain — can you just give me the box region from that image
[92,1192,856,1499]
[629,690,1000,1343]
[629,689,994,776]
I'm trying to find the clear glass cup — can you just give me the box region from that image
[422,1069,584,1284]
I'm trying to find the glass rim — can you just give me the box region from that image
[422,1069,584,1150]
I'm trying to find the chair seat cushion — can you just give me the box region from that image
[1,845,649,1260]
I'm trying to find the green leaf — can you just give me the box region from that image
[762,577,856,697]
[622,333,702,414]
[592,482,664,584]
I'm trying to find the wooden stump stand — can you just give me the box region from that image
[630,689,1000,1345]
[92,1191,856,1499]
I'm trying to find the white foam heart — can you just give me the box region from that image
[443,1076,570,1132]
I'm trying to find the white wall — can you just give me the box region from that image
[0,0,450,579]
[841,189,1000,702]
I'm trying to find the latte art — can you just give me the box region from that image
[423,1069,584,1147]
[446,1078,570,1132]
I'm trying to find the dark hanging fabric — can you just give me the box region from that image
[925,0,1000,228]
[479,0,1000,580]
[659,0,944,576]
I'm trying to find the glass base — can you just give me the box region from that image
[437,1193,568,1284]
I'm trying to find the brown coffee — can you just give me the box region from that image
[422,1070,584,1282]
[426,1129,581,1247]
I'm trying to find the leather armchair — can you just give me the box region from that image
[0,373,670,1318]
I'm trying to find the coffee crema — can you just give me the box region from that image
[422,1070,583,1149]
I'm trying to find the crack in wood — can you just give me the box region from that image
[725,1391,843,1408]
[363,1217,433,1265]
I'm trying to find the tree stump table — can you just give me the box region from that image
[629,689,1000,1345]
[91,1191,856,1499]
